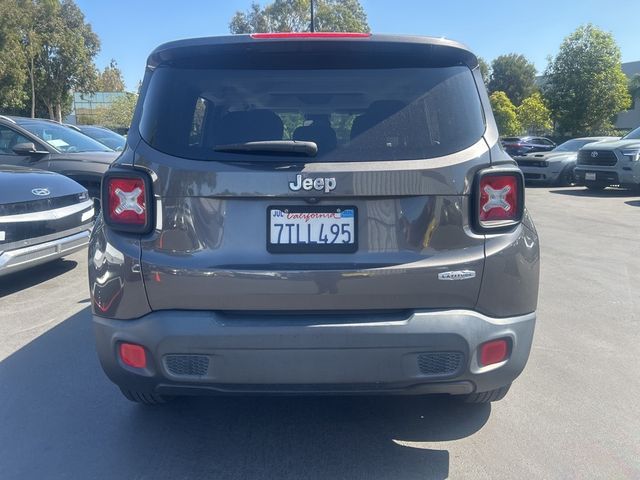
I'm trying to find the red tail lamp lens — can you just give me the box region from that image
[107,177,146,225]
[479,175,519,222]
[119,343,147,369]
[479,339,509,366]
[102,171,153,233]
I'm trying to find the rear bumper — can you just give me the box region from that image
[94,309,536,396]
[0,229,91,277]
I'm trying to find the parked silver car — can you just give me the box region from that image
[89,33,540,405]
[516,137,618,186]
[0,165,93,276]
[574,126,640,190]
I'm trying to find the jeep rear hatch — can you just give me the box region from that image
[132,35,491,311]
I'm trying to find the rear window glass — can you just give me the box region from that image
[139,66,485,162]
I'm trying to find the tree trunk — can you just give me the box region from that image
[29,57,36,118]
[55,103,62,123]
[47,103,54,120]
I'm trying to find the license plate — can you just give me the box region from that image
[267,206,357,253]
[585,172,596,181]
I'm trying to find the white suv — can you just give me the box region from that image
[574,126,640,190]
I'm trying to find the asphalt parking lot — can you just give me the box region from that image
[1,186,639,479]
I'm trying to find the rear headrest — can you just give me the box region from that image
[350,100,406,140]
[292,123,337,155]
[215,109,284,145]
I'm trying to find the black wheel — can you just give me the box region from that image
[463,383,511,403]
[557,166,575,186]
[86,184,101,215]
[119,387,167,405]
[586,184,606,191]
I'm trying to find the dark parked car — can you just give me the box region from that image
[516,137,618,186]
[90,33,539,406]
[501,136,556,157]
[69,125,126,151]
[0,116,119,203]
[0,165,93,276]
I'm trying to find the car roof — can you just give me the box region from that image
[147,33,479,70]
[0,115,18,124]
[6,116,62,127]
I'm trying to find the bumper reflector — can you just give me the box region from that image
[119,343,147,369]
[479,339,509,366]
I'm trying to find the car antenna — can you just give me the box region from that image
[310,0,315,32]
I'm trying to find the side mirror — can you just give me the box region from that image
[12,142,48,155]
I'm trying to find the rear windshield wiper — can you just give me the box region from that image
[213,140,317,157]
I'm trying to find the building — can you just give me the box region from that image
[615,60,640,130]
[64,92,128,125]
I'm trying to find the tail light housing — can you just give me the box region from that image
[474,169,524,232]
[102,169,153,233]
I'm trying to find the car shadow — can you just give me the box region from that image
[548,187,639,198]
[0,259,78,298]
[525,183,557,189]
[624,200,640,207]
[0,308,490,480]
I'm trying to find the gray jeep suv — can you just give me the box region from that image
[89,33,540,405]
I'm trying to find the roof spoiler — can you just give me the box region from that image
[147,34,478,70]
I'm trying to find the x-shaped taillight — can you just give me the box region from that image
[482,184,512,213]
[114,187,144,215]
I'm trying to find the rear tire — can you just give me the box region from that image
[119,387,167,406]
[557,166,575,187]
[463,383,511,403]
[81,182,101,216]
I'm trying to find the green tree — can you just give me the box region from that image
[477,57,490,86]
[517,92,552,135]
[0,0,29,111]
[0,0,54,114]
[0,0,100,120]
[20,0,58,117]
[96,59,125,92]
[229,0,369,34]
[95,93,137,129]
[544,24,631,136]
[490,91,522,136]
[35,0,100,121]
[488,53,537,106]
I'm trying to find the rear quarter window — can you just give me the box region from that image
[139,65,485,162]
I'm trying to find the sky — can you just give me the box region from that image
[75,0,640,92]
